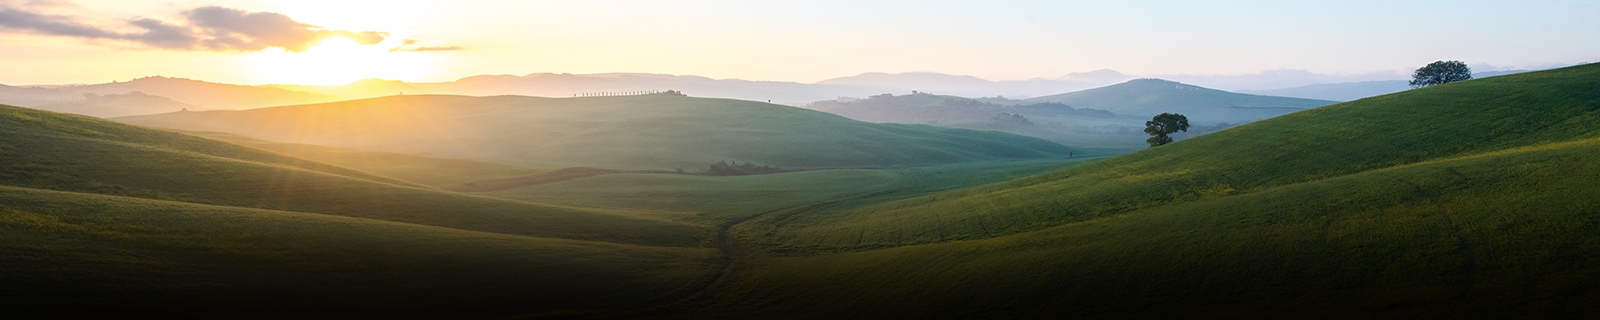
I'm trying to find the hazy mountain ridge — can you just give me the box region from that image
[0,67,1542,119]
[1025,78,1338,124]
[805,92,1115,126]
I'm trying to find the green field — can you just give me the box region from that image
[115,94,1076,169]
[1,99,1093,317]
[677,62,1600,318]
[4,63,1600,318]
[0,186,717,318]
[0,105,701,245]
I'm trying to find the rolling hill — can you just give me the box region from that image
[181,131,545,187]
[0,186,717,318]
[687,63,1600,318]
[53,76,338,109]
[0,103,738,317]
[1025,78,1338,124]
[0,104,702,246]
[21,91,204,118]
[114,94,1076,170]
[1240,70,1536,102]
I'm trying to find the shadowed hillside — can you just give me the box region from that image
[0,104,702,246]
[0,185,717,318]
[115,94,1076,169]
[688,63,1600,318]
[1026,78,1337,123]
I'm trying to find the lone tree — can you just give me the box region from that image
[1144,113,1190,147]
[1409,60,1472,88]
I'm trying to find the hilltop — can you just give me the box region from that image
[20,91,204,118]
[693,63,1600,318]
[115,94,1076,169]
[1025,78,1337,123]
[1241,69,1537,101]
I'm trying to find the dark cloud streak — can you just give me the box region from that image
[0,3,414,52]
[391,45,465,52]
[0,7,122,38]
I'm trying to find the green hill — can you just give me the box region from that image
[0,104,700,246]
[1025,78,1337,124]
[181,131,546,187]
[113,94,1075,169]
[0,186,716,318]
[690,63,1600,318]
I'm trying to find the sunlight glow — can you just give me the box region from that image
[248,37,441,85]
[267,0,429,31]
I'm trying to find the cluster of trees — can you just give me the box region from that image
[1015,102,1116,118]
[989,112,1035,127]
[1410,60,1472,88]
[704,160,784,176]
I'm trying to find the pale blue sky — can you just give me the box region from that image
[1,0,1596,84]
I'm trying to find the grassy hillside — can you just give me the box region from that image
[0,104,700,246]
[1026,78,1337,123]
[683,63,1600,318]
[114,94,1075,169]
[185,131,545,187]
[0,186,717,318]
[485,159,1088,227]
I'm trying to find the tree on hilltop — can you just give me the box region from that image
[1410,60,1473,88]
[1144,113,1189,147]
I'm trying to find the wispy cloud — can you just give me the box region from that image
[0,2,455,53]
[388,38,464,52]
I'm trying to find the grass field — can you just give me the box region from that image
[185,131,546,187]
[115,94,1076,169]
[484,159,1093,227]
[0,104,701,246]
[4,62,1599,318]
[662,62,1600,318]
[755,62,1600,252]
[0,185,718,318]
[2,101,1093,317]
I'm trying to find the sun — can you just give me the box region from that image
[248,37,440,86]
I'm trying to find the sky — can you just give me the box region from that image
[1,0,1597,86]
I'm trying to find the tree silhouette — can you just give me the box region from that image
[1144,113,1190,147]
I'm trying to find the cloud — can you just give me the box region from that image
[184,6,386,52]
[389,38,465,52]
[0,7,122,38]
[0,3,400,52]
[391,45,465,52]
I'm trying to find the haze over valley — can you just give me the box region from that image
[3,0,1599,318]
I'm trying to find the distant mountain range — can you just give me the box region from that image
[1025,79,1337,124]
[0,67,1552,118]
[0,77,337,117]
